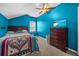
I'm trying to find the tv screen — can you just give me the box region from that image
[53,19,66,28]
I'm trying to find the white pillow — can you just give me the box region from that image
[7,31,15,34]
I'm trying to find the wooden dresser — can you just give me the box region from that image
[50,28,68,52]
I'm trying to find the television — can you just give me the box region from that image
[53,19,67,28]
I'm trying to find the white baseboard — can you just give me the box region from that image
[68,48,77,54]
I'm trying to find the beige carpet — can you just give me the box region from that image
[29,36,71,56]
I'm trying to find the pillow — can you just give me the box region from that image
[7,31,15,34]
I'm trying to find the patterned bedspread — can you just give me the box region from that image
[0,34,39,56]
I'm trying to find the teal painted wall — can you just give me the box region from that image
[8,15,37,34]
[0,14,8,37]
[37,3,79,51]
[48,3,79,51]
[37,13,52,37]
[9,15,30,26]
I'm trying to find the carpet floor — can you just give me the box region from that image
[29,36,71,56]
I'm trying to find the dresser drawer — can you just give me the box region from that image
[50,28,68,52]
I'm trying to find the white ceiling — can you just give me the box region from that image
[0,3,59,19]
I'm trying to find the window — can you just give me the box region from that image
[30,21,36,32]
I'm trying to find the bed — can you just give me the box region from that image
[0,26,39,56]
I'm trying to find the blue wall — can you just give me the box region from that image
[37,13,52,37]
[9,15,31,26]
[48,3,79,51]
[37,3,79,51]
[0,14,8,37]
[8,15,37,34]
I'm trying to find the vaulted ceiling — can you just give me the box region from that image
[0,3,59,19]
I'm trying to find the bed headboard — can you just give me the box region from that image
[8,26,28,32]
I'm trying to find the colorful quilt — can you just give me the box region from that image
[1,35,32,56]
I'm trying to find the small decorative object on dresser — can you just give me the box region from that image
[50,28,68,52]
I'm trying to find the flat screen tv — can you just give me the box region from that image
[53,19,67,28]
